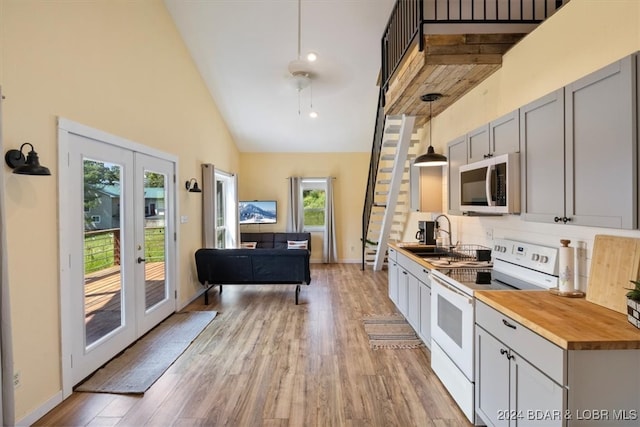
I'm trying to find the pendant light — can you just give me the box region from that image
[414,93,447,167]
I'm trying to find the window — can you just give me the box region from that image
[214,170,237,248]
[91,215,101,224]
[301,179,327,231]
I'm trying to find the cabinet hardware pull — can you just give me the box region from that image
[508,354,515,361]
[500,348,508,356]
[563,216,572,223]
[502,319,517,329]
[137,257,146,264]
[554,216,562,223]
[402,271,408,275]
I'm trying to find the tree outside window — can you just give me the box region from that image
[302,179,327,230]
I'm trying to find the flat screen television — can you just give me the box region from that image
[239,200,277,224]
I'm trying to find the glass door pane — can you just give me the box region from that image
[83,159,124,347]
[143,171,167,311]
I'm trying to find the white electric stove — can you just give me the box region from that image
[429,239,560,424]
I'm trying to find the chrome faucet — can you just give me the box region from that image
[434,214,453,248]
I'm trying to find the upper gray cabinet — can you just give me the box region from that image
[520,89,565,224]
[447,135,467,215]
[468,110,520,164]
[467,124,489,164]
[521,54,637,229]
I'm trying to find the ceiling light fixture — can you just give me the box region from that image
[414,93,447,167]
[306,52,318,62]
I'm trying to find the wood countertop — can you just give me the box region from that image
[475,290,640,350]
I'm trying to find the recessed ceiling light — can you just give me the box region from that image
[309,111,318,119]
[307,52,318,62]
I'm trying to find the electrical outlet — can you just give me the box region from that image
[485,228,494,240]
[13,371,21,389]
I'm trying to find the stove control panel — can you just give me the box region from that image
[492,239,558,276]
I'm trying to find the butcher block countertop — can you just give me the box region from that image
[475,290,640,350]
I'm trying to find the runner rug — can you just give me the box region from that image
[76,310,217,394]
[363,314,424,350]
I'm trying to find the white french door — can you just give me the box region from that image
[134,153,176,334]
[59,120,176,391]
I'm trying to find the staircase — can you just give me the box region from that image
[363,114,421,270]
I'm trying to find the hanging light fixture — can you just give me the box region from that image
[287,0,317,117]
[414,93,447,167]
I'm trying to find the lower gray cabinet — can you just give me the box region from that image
[388,258,399,305]
[392,251,432,349]
[476,327,564,427]
[418,275,431,350]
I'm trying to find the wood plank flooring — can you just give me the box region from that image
[35,264,472,426]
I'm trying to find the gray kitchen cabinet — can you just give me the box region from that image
[391,250,432,349]
[476,300,640,427]
[407,273,420,331]
[564,54,636,229]
[397,268,409,317]
[521,55,637,229]
[388,248,399,305]
[476,302,564,427]
[418,272,431,350]
[468,110,520,164]
[476,327,564,427]
[447,135,467,215]
[490,110,520,158]
[520,89,566,224]
[467,124,490,164]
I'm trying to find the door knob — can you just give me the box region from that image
[137,257,146,264]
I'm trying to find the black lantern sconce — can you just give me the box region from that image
[185,178,201,193]
[5,143,51,175]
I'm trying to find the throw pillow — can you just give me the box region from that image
[287,240,308,250]
[240,241,257,249]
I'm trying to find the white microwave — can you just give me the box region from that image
[459,152,520,214]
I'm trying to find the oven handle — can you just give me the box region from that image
[432,276,473,303]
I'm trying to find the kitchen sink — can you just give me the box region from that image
[400,246,450,258]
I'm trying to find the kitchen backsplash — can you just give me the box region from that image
[401,169,640,293]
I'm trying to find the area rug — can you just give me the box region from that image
[76,310,217,394]
[363,314,424,349]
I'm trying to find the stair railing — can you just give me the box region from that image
[361,87,386,270]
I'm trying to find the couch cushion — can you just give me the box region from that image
[287,240,308,249]
[239,241,257,249]
[274,232,311,250]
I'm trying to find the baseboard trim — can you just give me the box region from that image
[17,390,63,426]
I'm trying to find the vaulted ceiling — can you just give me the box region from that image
[164,0,396,153]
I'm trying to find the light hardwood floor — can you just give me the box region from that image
[35,264,472,426]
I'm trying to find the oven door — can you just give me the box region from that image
[430,274,475,380]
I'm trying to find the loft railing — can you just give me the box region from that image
[380,0,567,99]
[362,87,386,270]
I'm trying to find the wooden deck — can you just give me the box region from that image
[84,262,166,345]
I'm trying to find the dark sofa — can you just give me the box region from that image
[194,232,311,304]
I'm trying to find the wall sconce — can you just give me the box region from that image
[5,143,51,175]
[185,178,201,193]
